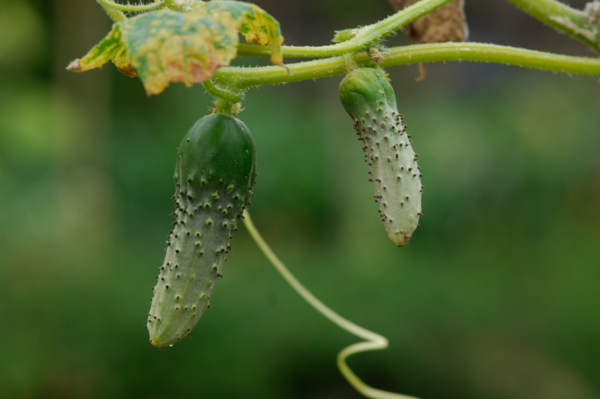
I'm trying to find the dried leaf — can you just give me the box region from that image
[390,0,468,43]
[585,1,600,24]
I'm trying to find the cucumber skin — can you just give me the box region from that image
[148,114,256,348]
[339,68,422,247]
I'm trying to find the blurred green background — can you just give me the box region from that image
[1,0,599,398]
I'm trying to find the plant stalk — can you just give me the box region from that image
[236,0,451,59]
[96,0,165,12]
[97,0,127,22]
[506,0,600,53]
[203,80,243,104]
[216,42,600,89]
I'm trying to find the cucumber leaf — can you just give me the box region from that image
[67,1,284,95]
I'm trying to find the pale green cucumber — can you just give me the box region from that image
[339,67,423,247]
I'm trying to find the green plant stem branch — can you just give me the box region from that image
[96,0,165,12]
[97,1,127,22]
[236,0,451,59]
[506,0,600,53]
[202,80,242,104]
[216,42,600,89]
[242,211,418,399]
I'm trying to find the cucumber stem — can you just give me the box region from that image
[210,98,242,117]
[203,80,243,116]
[203,80,243,104]
[343,53,361,73]
[243,211,418,399]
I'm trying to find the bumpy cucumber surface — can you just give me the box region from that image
[339,67,422,247]
[147,113,256,348]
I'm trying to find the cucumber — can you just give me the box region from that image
[339,67,422,247]
[147,113,256,347]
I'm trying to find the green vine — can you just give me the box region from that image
[202,80,243,104]
[234,0,453,59]
[96,0,165,12]
[217,42,600,89]
[97,1,127,22]
[79,0,600,95]
[243,211,417,399]
[507,0,600,54]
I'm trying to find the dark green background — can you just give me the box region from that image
[1,0,599,398]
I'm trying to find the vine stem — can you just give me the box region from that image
[96,0,165,12]
[215,42,600,89]
[238,0,452,59]
[202,80,243,103]
[506,0,600,54]
[242,211,418,399]
[97,0,127,22]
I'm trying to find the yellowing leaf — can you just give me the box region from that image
[238,7,284,64]
[66,25,135,77]
[67,1,284,95]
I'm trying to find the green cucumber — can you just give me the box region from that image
[147,113,256,347]
[339,67,422,247]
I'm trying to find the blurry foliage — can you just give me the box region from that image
[0,2,46,68]
[0,1,599,399]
